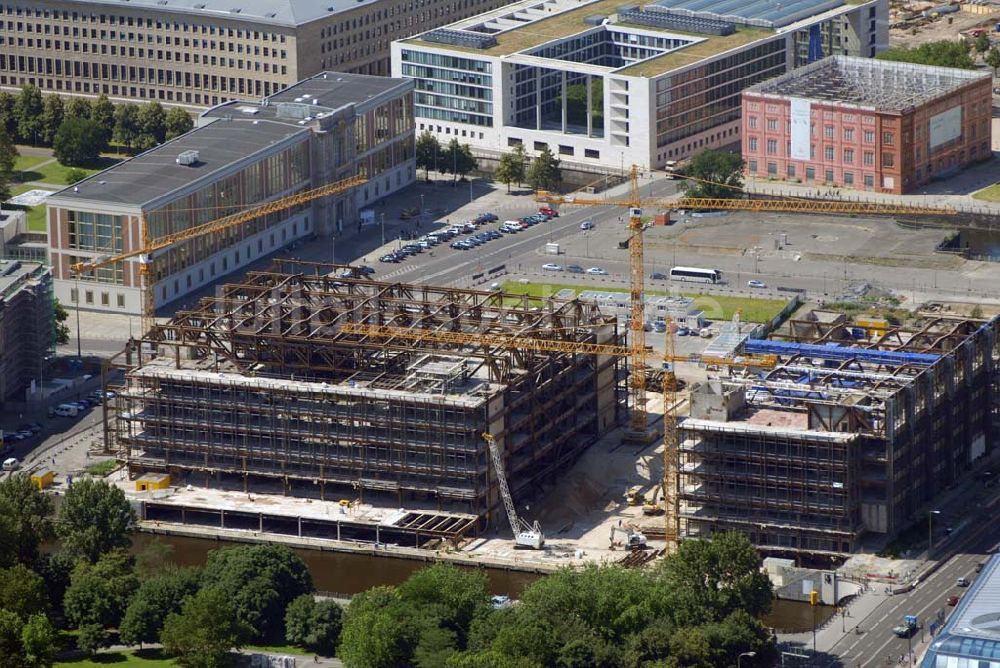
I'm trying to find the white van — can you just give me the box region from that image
[54,403,78,417]
[2,457,18,471]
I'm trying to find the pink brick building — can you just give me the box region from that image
[741,56,991,194]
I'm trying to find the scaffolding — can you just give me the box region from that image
[109,262,625,521]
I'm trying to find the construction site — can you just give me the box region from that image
[107,261,624,550]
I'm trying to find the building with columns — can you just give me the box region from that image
[45,72,414,315]
[391,0,888,174]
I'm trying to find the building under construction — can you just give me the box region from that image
[678,312,999,560]
[109,263,623,530]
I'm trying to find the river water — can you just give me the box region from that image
[132,533,835,631]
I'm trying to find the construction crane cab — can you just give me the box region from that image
[610,525,648,550]
[625,485,645,506]
[482,433,545,550]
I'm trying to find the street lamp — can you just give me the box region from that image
[75,277,82,360]
[929,509,941,552]
[738,652,756,667]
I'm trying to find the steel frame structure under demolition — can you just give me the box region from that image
[678,315,999,561]
[108,261,624,526]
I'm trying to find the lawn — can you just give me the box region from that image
[85,459,119,476]
[34,158,118,185]
[501,281,788,323]
[13,154,49,172]
[972,183,1000,203]
[8,183,54,232]
[55,648,174,667]
[244,643,312,656]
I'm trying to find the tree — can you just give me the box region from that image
[76,623,109,657]
[495,150,525,193]
[0,92,16,139]
[679,149,744,200]
[165,107,194,140]
[39,95,64,146]
[64,97,92,122]
[654,532,773,623]
[52,298,70,345]
[65,167,87,185]
[136,101,167,150]
[0,128,18,176]
[53,118,105,167]
[527,146,561,191]
[15,84,43,144]
[284,595,342,656]
[160,587,250,668]
[0,474,54,566]
[57,478,135,563]
[877,40,975,69]
[439,139,476,183]
[397,563,489,639]
[119,568,201,647]
[0,564,48,619]
[975,32,991,55]
[200,544,313,642]
[63,549,140,631]
[19,613,57,667]
[92,94,115,145]
[113,104,141,153]
[415,130,441,180]
[987,46,1000,75]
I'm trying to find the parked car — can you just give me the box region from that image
[580,220,594,230]
[586,267,607,275]
[650,272,667,280]
[538,206,559,217]
[379,254,400,263]
[566,265,584,274]
[54,404,78,417]
[958,577,970,587]
[947,595,960,606]
[542,263,564,272]
[2,457,19,471]
[747,279,766,289]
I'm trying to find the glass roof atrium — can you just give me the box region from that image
[652,0,844,28]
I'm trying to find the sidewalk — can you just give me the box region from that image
[780,586,889,654]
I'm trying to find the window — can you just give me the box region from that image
[863,130,874,143]
[824,146,834,161]
[584,149,599,159]
[844,172,854,185]
[844,149,854,163]
[863,151,874,166]
[70,287,78,303]
[843,127,854,141]
[863,174,874,188]
[766,139,777,154]
[748,160,758,173]
[767,162,777,175]
[766,118,777,131]
[117,294,125,308]
[882,153,894,167]
[533,141,547,151]
[787,165,796,178]
[85,290,93,305]
[748,137,758,152]
[558,145,573,156]
[825,169,834,183]
[748,116,758,129]
[805,167,815,180]
[824,126,834,138]
[507,137,522,147]
[100,292,109,306]
[882,132,894,145]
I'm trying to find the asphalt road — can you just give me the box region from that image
[829,484,1000,668]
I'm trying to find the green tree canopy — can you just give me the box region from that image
[64,97,93,121]
[53,117,105,167]
[57,478,135,563]
[0,564,48,620]
[527,146,561,191]
[0,129,19,177]
[136,101,168,149]
[416,130,441,180]
[987,46,1000,75]
[63,549,140,631]
[113,104,141,153]
[679,149,744,200]
[0,610,57,667]
[165,107,194,140]
[0,473,54,566]
[200,544,313,642]
[15,84,43,144]
[284,595,342,656]
[92,94,116,145]
[439,139,477,183]
[876,40,976,69]
[160,587,251,668]
[0,92,17,139]
[120,567,202,647]
[975,32,991,54]
[495,149,526,193]
[39,95,64,146]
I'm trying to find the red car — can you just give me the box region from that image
[947,595,959,606]
[538,206,559,217]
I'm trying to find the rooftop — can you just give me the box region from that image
[0,260,48,300]
[405,0,859,77]
[61,0,382,28]
[925,555,1000,663]
[746,55,991,110]
[48,119,307,209]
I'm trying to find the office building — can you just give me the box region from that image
[109,269,623,528]
[741,56,992,194]
[678,312,999,559]
[0,0,511,106]
[0,260,53,406]
[46,72,414,315]
[391,0,888,173]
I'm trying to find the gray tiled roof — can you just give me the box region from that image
[63,0,381,27]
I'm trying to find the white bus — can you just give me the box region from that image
[669,266,722,284]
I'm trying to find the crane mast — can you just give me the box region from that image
[482,433,544,549]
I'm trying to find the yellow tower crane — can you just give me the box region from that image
[69,174,367,336]
[339,321,778,552]
[534,168,957,444]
